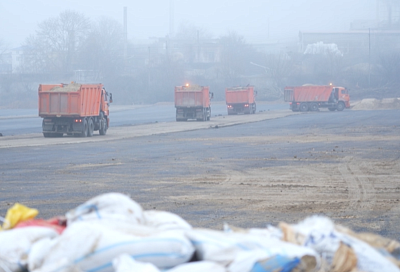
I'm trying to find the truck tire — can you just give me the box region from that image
[207,108,211,121]
[43,132,51,138]
[88,118,94,137]
[99,118,107,135]
[252,104,256,114]
[300,103,309,112]
[337,102,345,111]
[310,103,319,111]
[81,119,88,137]
[197,110,205,121]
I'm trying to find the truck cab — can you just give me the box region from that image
[336,87,350,108]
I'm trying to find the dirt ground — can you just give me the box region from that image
[1,108,399,240]
[164,133,400,234]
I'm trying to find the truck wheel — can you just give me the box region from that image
[337,102,345,111]
[207,108,211,121]
[43,133,51,138]
[300,103,309,112]
[310,103,319,111]
[253,104,256,114]
[81,119,88,137]
[88,118,94,137]
[99,118,107,135]
[99,113,106,135]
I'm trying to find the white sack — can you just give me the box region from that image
[336,231,400,272]
[66,193,144,225]
[28,237,58,271]
[33,222,194,272]
[166,261,227,272]
[290,215,400,272]
[0,227,58,272]
[113,254,160,272]
[144,210,192,231]
[31,258,82,272]
[185,228,318,272]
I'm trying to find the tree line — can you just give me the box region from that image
[0,10,399,108]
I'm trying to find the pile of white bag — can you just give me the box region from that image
[1,193,399,272]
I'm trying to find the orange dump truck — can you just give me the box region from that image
[284,85,350,112]
[175,85,213,121]
[225,86,256,115]
[38,83,112,137]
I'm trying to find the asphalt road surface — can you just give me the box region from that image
[0,102,286,136]
[0,108,399,240]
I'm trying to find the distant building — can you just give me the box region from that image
[0,46,26,73]
[299,30,400,55]
[0,51,12,73]
[147,37,221,65]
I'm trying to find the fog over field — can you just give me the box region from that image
[1,0,398,108]
[1,0,375,46]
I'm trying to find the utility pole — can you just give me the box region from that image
[123,7,128,74]
[369,28,371,87]
[197,30,200,63]
[169,0,174,38]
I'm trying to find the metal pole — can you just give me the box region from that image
[169,0,174,37]
[123,7,128,73]
[369,28,371,87]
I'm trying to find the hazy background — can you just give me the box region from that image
[1,0,399,108]
[1,0,375,46]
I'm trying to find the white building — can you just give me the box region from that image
[0,46,26,73]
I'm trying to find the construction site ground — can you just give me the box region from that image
[0,108,399,240]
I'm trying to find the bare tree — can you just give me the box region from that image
[218,31,263,87]
[21,10,90,74]
[78,17,125,79]
[378,52,400,88]
[175,22,212,41]
[173,23,213,64]
[0,38,9,64]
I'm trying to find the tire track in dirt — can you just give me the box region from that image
[339,156,376,213]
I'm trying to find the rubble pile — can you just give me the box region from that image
[0,193,399,272]
[352,98,400,110]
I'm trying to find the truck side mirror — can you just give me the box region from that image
[210,92,214,99]
[110,93,113,103]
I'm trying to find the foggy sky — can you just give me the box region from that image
[1,0,376,47]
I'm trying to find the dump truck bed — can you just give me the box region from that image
[174,86,210,108]
[225,87,255,104]
[284,86,333,102]
[39,83,103,117]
